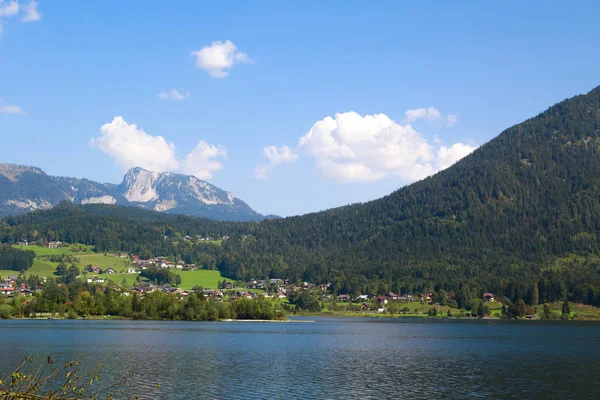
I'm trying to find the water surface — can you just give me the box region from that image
[0,318,597,399]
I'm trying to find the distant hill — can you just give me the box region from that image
[0,165,264,222]
[4,85,600,306]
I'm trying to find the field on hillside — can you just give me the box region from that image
[177,270,234,290]
[14,245,94,256]
[4,245,233,289]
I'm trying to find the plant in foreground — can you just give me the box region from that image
[0,356,154,399]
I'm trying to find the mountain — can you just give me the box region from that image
[4,85,600,305]
[0,165,263,221]
[115,167,263,221]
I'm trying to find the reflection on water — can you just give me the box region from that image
[1,318,598,399]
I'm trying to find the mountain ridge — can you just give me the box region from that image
[0,165,265,221]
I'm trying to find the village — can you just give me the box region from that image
[0,241,509,318]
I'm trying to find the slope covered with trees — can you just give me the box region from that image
[3,85,600,305]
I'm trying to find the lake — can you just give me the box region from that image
[0,317,598,399]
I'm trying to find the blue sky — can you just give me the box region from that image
[1,1,599,217]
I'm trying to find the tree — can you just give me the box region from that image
[55,262,68,276]
[562,301,571,319]
[532,283,539,306]
[68,264,80,277]
[175,275,182,286]
[476,302,489,317]
[543,304,553,320]
[509,300,527,319]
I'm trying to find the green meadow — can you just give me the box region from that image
[2,244,233,289]
[177,270,234,290]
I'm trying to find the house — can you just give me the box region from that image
[106,268,115,274]
[35,283,44,292]
[18,240,28,246]
[419,293,432,302]
[127,268,137,274]
[1,287,15,296]
[47,241,61,249]
[222,281,233,290]
[483,293,495,302]
[90,266,102,274]
[338,294,351,302]
[277,291,287,299]
[356,294,369,301]
[93,277,105,283]
[387,292,401,301]
[376,295,388,304]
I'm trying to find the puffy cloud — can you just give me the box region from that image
[0,1,19,17]
[256,111,477,183]
[0,0,40,38]
[90,117,227,180]
[191,40,252,78]
[405,107,441,122]
[157,89,190,101]
[435,142,477,170]
[254,145,298,179]
[181,141,227,180]
[91,117,180,173]
[21,0,40,21]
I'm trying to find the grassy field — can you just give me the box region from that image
[3,248,234,289]
[0,259,59,279]
[177,270,234,290]
[77,254,130,270]
[15,245,94,256]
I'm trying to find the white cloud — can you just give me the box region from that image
[436,142,477,170]
[256,111,477,183]
[0,105,23,114]
[191,40,252,78]
[157,89,190,101]
[0,1,19,17]
[181,141,227,180]
[21,0,40,22]
[405,107,442,123]
[90,117,227,180]
[91,117,180,173]
[0,0,40,38]
[0,98,25,114]
[447,113,458,126]
[254,145,298,179]
[405,107,459,127]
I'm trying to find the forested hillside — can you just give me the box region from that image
[3,86,600,305]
